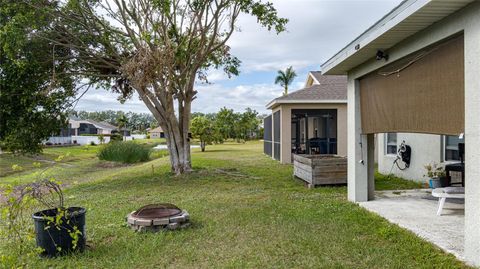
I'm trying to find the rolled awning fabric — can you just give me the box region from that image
[359,35,464,135]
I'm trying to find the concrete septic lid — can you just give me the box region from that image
[126,204,190,232]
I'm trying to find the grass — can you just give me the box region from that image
[0,141,168,186]
[0,145,98,177]
[0,141,469,268]
[375,171,425,191]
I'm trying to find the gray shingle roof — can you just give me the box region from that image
[267,74,347,108]
[83,119,118,130]
[310,71,323,84]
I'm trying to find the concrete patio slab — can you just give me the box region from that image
[359,189,465,261]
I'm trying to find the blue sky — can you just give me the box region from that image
[75,0,403,115]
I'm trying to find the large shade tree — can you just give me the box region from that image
[0,0,76,154]
[33,0,287,174]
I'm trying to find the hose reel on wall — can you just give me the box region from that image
[393,140,411,171]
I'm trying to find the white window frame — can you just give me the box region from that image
[385,133,397,156]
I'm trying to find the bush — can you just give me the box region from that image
[98,141,150,163]
[110,133,123,142]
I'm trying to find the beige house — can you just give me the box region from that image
[149,126,165,138]
[264,72,347,164]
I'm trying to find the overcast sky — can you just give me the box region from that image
[74,0,403,115]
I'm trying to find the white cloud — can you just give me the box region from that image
[74,89,150,113]
[74,82,282,115]
[75,0,403,115]
[194,83,282,114]
[228,0,403,73]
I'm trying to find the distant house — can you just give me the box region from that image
[264,71,348,164]
[69,119,114,135]
[148,126,192,139]
[149,126,165,138]
[68,119,130,136]
[47,118,131,145]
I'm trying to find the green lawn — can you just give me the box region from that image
[375,170,425,190]
[0,141,469,268]
[0,142,168,185]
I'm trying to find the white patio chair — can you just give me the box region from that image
[431,187,465,216]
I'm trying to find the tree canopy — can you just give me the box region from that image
[191,107,261,151]
[190,116,218,152]
[20,0,287,173]
[0,0,76,153]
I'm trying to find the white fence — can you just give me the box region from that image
[71,136,111,145]
[46,134,146,145]
[131,134,147,139]
[45,137,72,144]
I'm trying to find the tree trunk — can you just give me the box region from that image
[200,141,205,152]
[135,87,192,175]
[162,118,192,175]
[163,131,192,175]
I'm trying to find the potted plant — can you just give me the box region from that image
[2,178,87,257]
[31,179,87,257]
[424,162,447,188]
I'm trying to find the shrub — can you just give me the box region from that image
[90,141,96,146]
[110,133,123,142]
[98,141,150,163]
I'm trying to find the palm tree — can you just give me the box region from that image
[117,114,128,135]
[274,66,297,96]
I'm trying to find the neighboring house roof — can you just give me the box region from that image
[309,71,323,84]
[69,119,119,131]
[322,0,475,74]
[149,126,164,133]
[94,121,118,131]
[304,71,323,87]
[267,74,347,109]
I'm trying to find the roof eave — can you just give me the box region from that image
[321,0,474,75]
[266,99,347,110]
[321,0,427,75]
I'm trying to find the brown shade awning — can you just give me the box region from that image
[359,35,464,135]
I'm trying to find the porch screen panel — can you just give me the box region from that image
[263,115,272,156]
[273,111,281,161]
[359,35,464,135]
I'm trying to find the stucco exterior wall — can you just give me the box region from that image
[342,1,480,265]
[150,132,162,139]
[377,133,442,181]
[271,103,347,164]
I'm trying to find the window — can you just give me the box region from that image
[444,135,464,161]
[385,133,397,155]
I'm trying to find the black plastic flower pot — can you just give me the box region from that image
[32,207,86,257]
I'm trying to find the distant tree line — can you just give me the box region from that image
[190,107,263,152]
[70,110,157,133]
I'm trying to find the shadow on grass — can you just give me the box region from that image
[375,171,425,191]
